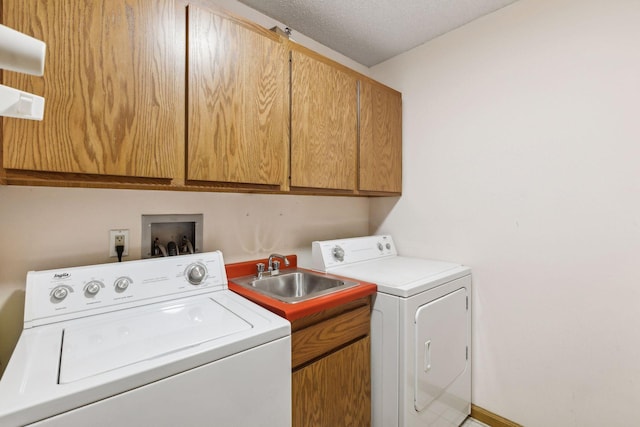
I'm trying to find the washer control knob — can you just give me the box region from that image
[84,281,102,297]
[186,263,207,285]
[377,242,383,251]
[386,243,391,250]
[52,286,69,301]
[114,277,131,292]
[332,245,345,262]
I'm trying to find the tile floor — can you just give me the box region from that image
[462,418,491,427]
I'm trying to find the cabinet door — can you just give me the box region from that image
[292,336,370,427]
[187,6,287,186]
[2,0,183,179]
[290,49,358,191]
[359,79,402,193]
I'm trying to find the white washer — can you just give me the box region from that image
[0,251,291,426]
[312,235,471,427]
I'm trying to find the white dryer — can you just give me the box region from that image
[0,251,291,426]
[312,235,471,427]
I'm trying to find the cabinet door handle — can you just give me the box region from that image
[424,340,432,372]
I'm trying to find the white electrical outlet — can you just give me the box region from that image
[109,229,129,258]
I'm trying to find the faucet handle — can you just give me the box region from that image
[272,260,280,272]
[256,263,265,278]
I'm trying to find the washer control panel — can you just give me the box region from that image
[311,235,397,271]
[24,251,227,327]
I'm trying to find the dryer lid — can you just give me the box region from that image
[59,297,251,383]
[328,257,469,297]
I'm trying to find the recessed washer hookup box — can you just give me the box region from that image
[141,214,203,258]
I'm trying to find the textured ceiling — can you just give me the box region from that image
[236,0,519,67]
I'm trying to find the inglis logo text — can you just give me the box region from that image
[54,273,70,280]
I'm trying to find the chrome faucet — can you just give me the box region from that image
[267,253,290,275]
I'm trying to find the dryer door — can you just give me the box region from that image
[414,288,468,412]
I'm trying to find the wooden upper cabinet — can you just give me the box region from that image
[1,1,400,195]
[290,48,358,191]
[187,6,288,186]
[2,0,183,179]
[359,79,402,194]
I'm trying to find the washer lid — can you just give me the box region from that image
[328,257,470,297]
[59,297,251,384]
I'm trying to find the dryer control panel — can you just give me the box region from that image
[23,251,228,328]
[311,235,397,271]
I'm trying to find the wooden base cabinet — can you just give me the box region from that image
[291,298,371,427]
[293,337,370,427]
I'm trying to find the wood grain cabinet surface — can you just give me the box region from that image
[1,0,401,195]
[290,47,358,192]
[187,6,288,189]
[291,297,371,427]
[359,78,403,194]
[293,337,371,427]
[2,0,184,184]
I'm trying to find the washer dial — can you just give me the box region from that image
[185,262,207,285]
[51,286,69,302]
[84,280,103,297]
[114,277,131,292]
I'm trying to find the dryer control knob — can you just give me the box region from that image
[377,242,383,251]
[386,243,391,250]
[186,263,207,285]
[332,245,345,262]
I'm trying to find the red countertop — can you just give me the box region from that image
[226,255,377,321]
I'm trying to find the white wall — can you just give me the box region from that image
[370,0,640,425]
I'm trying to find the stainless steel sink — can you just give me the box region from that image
[231,269,359,304]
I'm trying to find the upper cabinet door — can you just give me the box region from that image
[359,79,402,194]
[290,48,358,191]
[2,0,183,179]
[187,6,288,186]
